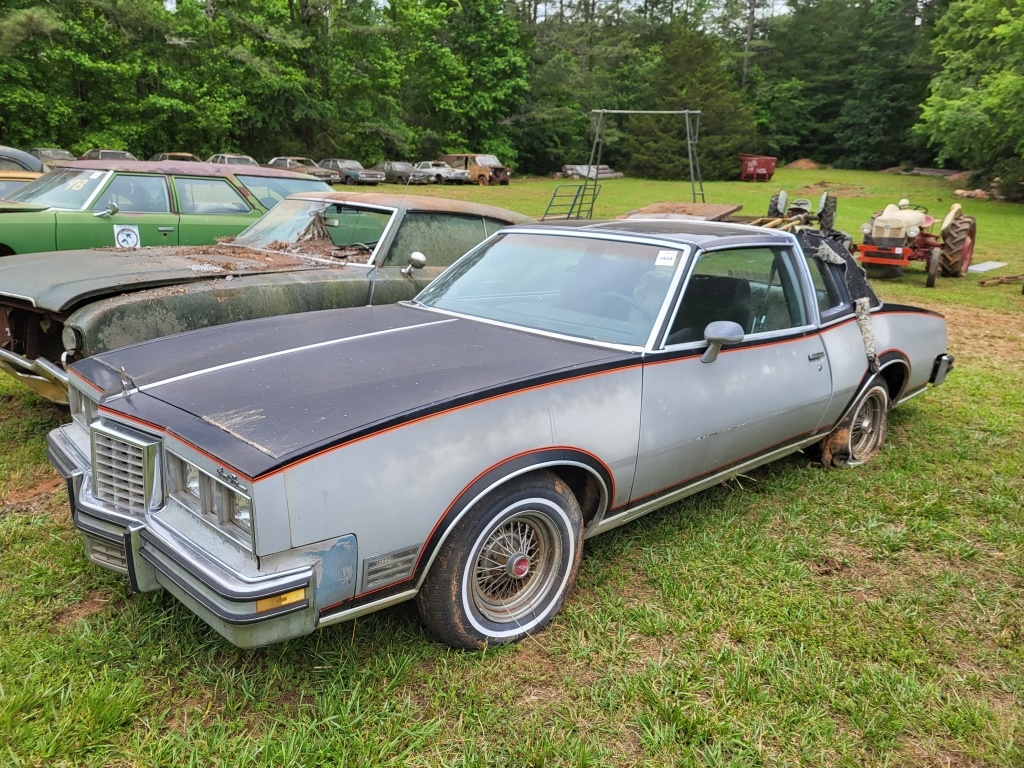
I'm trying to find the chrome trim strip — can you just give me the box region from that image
[413,459,610,590]
[589,434,824,537]
[130,318,458,395]
[0,347,68,384]
[0,291,37,306]
[318,589,419,628]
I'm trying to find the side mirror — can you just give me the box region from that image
[401,251,427,276]
[93,201,119,218]
[700,320,745,364]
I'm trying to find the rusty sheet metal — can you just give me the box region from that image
[68,266,429,355]
[0,246,322,313]
[59,159,319,180]
[617,202,743,221]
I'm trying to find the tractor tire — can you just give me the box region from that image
[767,194,783,218]
[863,264,904,280]
[939,216,976,277]
[818,196,838,232]
[926,247,940,288]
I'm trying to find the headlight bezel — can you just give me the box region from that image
[166,451,254,540]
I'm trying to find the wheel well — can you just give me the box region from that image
[543,465,605,526]
[879,362,908,403]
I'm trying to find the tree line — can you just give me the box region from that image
[0,0,1020,197]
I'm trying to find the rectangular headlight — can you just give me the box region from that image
[167,453,252,536]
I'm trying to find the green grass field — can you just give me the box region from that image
[2,170,1022,767]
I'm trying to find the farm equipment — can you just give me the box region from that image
[748,190,839,235]
[853,200,976,287]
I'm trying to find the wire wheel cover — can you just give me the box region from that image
[471,511,560,623]
[850,390,886,459]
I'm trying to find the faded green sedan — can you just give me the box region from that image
[0,160,331,256]
[0,192,532,403]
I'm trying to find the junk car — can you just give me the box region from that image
[0,193,531,403]
[47,221,952,650]
[371,161,431,185]
[0,160,331,256]
[439,153,511,186]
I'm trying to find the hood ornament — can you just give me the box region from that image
[119,366,136,395]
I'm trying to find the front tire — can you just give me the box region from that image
[416,471,583,649]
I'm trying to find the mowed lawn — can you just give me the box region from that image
[1,170,1022,767]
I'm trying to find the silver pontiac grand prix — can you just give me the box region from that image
[47,221,954,650]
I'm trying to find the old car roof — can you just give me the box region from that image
[58,160,318,179]
[522,219,796,249]
[287,191,534,222]
[0,145,46,173]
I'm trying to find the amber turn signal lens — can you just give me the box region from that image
[255,588,306,613]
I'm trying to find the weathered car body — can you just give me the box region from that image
[78,149,139,161]
[371,161,431,185]
[0,192,532,402]
[28,148,76,164]
[439,153,511,186]
[208,154,260,167]
[149,152,202,162]
[0,160,330,256]
[0,145,46,173]
[413,161,471,185]
[264,157,337,185]
[47,221,952,650]
[319,159,384,186]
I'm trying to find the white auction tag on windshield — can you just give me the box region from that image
[655,249,678,267]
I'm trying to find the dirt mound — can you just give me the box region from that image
[946,170,972,185]
[784,158,821,170]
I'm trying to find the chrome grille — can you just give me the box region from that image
[91,423,159,514]
[83,533,128,573]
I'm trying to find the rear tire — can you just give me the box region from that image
[416,471,583,649]
[818,384,889,468]
[939,215,976,277]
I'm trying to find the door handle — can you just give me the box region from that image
[157,226,175,232]
[808,351,825,361]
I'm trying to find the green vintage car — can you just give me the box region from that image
[0,191,532,403]
[0,160,331,256]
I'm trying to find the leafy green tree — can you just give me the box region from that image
[626,24,757,180]
[918,0,1024,196]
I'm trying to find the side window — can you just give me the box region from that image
[385,213,487,268]
[0,157,26,171]
[323,208,390,248]
[92,175,171,213]
[173,177,251,214]
[805,253,847,316]
[665,247,808,346]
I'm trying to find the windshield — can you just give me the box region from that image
[36,149,75,161]
[7,168,109,208]
[236,176,331,209]
[475,155,502,166]
[232,198,394,258]
[293,158,318,168]
[417,232,684,346]
[227,156,258,165]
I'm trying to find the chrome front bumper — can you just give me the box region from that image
[0,347,70,404]
[46,423,322,648]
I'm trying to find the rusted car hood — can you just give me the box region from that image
[76,304,634,477]
[0,246,316,312]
